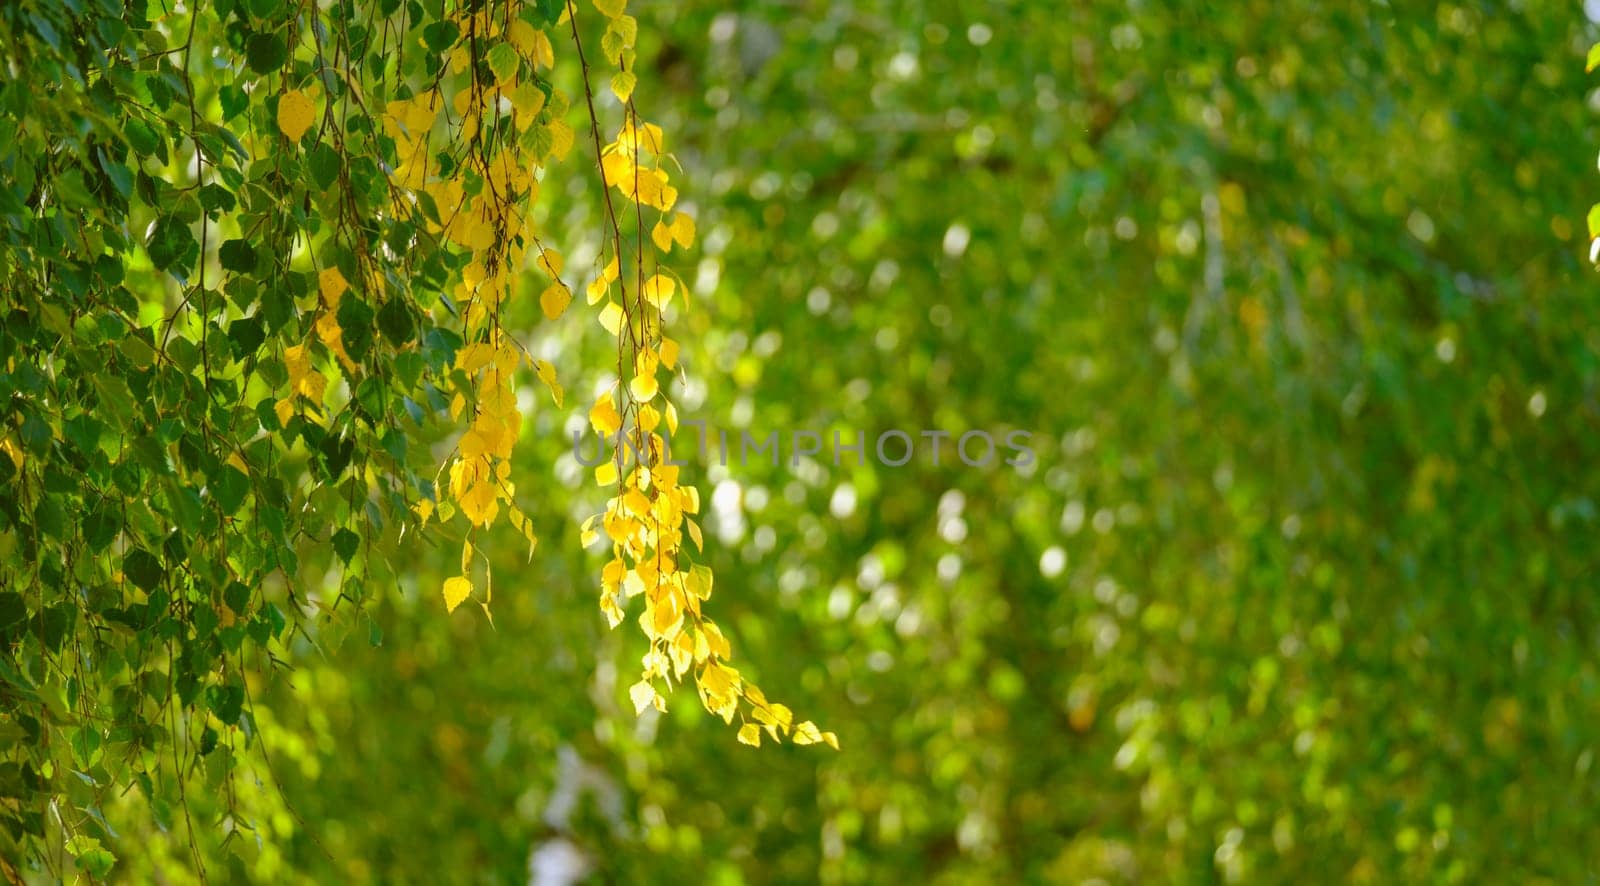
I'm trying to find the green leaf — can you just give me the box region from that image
[219,84,249,120]
[228,315,266,358]
[84,509,121,551]
[308,142,342,190]
[336,296,375,362]
[125,118,159,156]
[1589,42,1600,73]
[422,21,459,52]
[245,32,288,74]
[0,593,27,634]
[96,149,133,198]
[377,297,416,347]
[332,527,360,564]
[205,683,245,726]
[122,549,165,591]
[210,466,251,515]
[249,0,284,19]
[200,183,237,213]
[219,238,256,272]
[487,43,520,83]
[145,216,197,273]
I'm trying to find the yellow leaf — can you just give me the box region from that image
[531,359,564,406]
[650,219,673,252]
[540,283,572,319]
[443,576,472,613]
[598,302,625,336]
[456,342,494,373]
[609,15,638,50]
[628,680,656,715]
[590,394,623,435]
[297,369,328,404]
[461,480,500,526]
[274,397,295,427]
[593,0,626,18]
[669,212,696,249]
[737,723,761,747]
[792,721,824,745]
[659,337,679,368]
[629,372,658,402]
[611,71,636,103]
[538,249,564,277]
[318,266,349,304]
[546,120,575,161]
[510,83,546,129]
[642,274,675,308]
[461,538,473,573]
[595,460,619,486]
[532,31,555,69]
[277,89,317,141]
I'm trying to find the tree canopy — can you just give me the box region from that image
[3,0,1600,881]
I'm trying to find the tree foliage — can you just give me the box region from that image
[3,0,1600,882]
[0,0,824,877]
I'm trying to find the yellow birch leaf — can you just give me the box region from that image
[611,71,636,103]
[510,83,546,130]
[650,219,673,252]
[669,212,696,249]
[443,576,472,613]
[628,680,656,715]
[737,723,761,746]
[610,15,638,49]
[318,266,349,304]
[508,20,537,57]
[457,342,494,373]
[593,0,626,18]
[590,394,623,435]
[532,31,555,68]
[277,89,316,141]
[598,302,625,336]
[540,283,572,319]
[629,372,658,402]
[547,120,575,161]
[642,274,675,308]
[792,721,824,745]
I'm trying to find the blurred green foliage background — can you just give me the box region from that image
[42,0,1600,881]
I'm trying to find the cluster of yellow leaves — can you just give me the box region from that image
[376,3,577,614]
[590,0,640,102]
[580,67,835,746]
